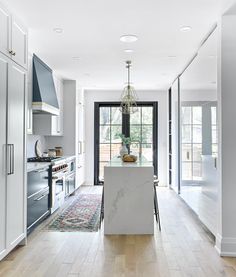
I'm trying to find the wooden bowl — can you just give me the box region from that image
[122,154,137,162]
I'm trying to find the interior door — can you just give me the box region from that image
[0,4,11,57]
[11,15,27,69]
[6,62,26,247]
[94,102,158,185]
[0,53,7,258]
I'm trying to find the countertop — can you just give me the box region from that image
[105,156,153,168]
[27,162,51,173]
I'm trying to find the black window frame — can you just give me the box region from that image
[94,101,158,185]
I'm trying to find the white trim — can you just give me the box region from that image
[32,102,59,115]
[215,233,236,256]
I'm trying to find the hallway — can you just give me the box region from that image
[0,187,236,277]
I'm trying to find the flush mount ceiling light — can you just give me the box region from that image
[120,35,138,43]
[120,61,138,114]
[53,28,63,33]
[124,49,134,53]
[180,26,192,32]
[72,56,80,60]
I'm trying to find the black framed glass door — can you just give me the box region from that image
[94,102,158,185]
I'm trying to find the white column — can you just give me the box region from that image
[216,9,236,256]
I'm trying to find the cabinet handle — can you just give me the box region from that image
[11,144,14,174]
[8,50,13,54]
[186,151,190,160]
[12,51,16,56]
[7,144,14,175]
[34,194,47,201]
[7,144,11,175]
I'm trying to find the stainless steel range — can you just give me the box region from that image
[50,158,68,213]
[27,157,69,214]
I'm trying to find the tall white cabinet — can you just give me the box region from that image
[0,2,27,261]
[0,53,26,261]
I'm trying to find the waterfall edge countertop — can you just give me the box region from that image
[27,162,51,172]
[104,156,154,235]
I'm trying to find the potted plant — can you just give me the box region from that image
[119,134,132,157]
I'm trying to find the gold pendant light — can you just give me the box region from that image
[120,61,138,114]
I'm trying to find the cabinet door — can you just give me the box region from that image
[0,4,11,57]
[51,77,63,136]
[27,54,33,134]
[11,16,28,69]
[6,62,26,248]
[0,54,7,259]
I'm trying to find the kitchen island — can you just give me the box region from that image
[104,158,154,235]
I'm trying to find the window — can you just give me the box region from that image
[94,102,158,185]
[181,106,202,181]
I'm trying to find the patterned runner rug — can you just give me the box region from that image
[46,193,102,232]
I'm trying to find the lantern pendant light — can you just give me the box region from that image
[120,61,138,114]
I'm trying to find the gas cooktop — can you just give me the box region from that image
[27,157,60,162]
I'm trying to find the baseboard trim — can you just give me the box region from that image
[215,233,236,257]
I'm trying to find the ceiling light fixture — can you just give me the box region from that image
[72,56,80,60]
[120,35,138,43]
[53,28,63,33]
[120,61,138,114]
[124,49,134,53]
[180,26,192,32]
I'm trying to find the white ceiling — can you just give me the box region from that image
[3,0,221,90]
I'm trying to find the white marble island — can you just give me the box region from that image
[104,158,154,235]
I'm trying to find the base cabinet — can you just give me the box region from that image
[0,52,26,261]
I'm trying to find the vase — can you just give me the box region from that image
[120,145,128,157]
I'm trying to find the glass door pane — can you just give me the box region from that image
[98,106,122,182]
[130,106,153,160]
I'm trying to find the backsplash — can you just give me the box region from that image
[27,135,46,157]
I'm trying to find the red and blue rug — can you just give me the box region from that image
[47,193,102,232]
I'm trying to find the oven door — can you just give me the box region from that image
[65,173,76,196]
[51,174,65,213]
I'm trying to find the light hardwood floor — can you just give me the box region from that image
[0,187,236,277]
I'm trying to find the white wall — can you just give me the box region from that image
[84,89,168,186]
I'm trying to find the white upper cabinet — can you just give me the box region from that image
[11,16,28,69]
[0,3,28,69]
[0,4,11,57]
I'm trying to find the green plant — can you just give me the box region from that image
[119,134,132,146]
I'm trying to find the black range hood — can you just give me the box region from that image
[32,54,59,115]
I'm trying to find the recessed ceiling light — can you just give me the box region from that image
[124,49,134,53]
[209,55,216,58]
[120,35,138,43]
[72,56,80,60]
[168,55,177,58]
[53,28,63,33]
[84,73,90,77]
[180,26,192,32]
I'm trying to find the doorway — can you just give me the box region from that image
[94,102,158,185]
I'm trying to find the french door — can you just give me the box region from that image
[94,102,158,185]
